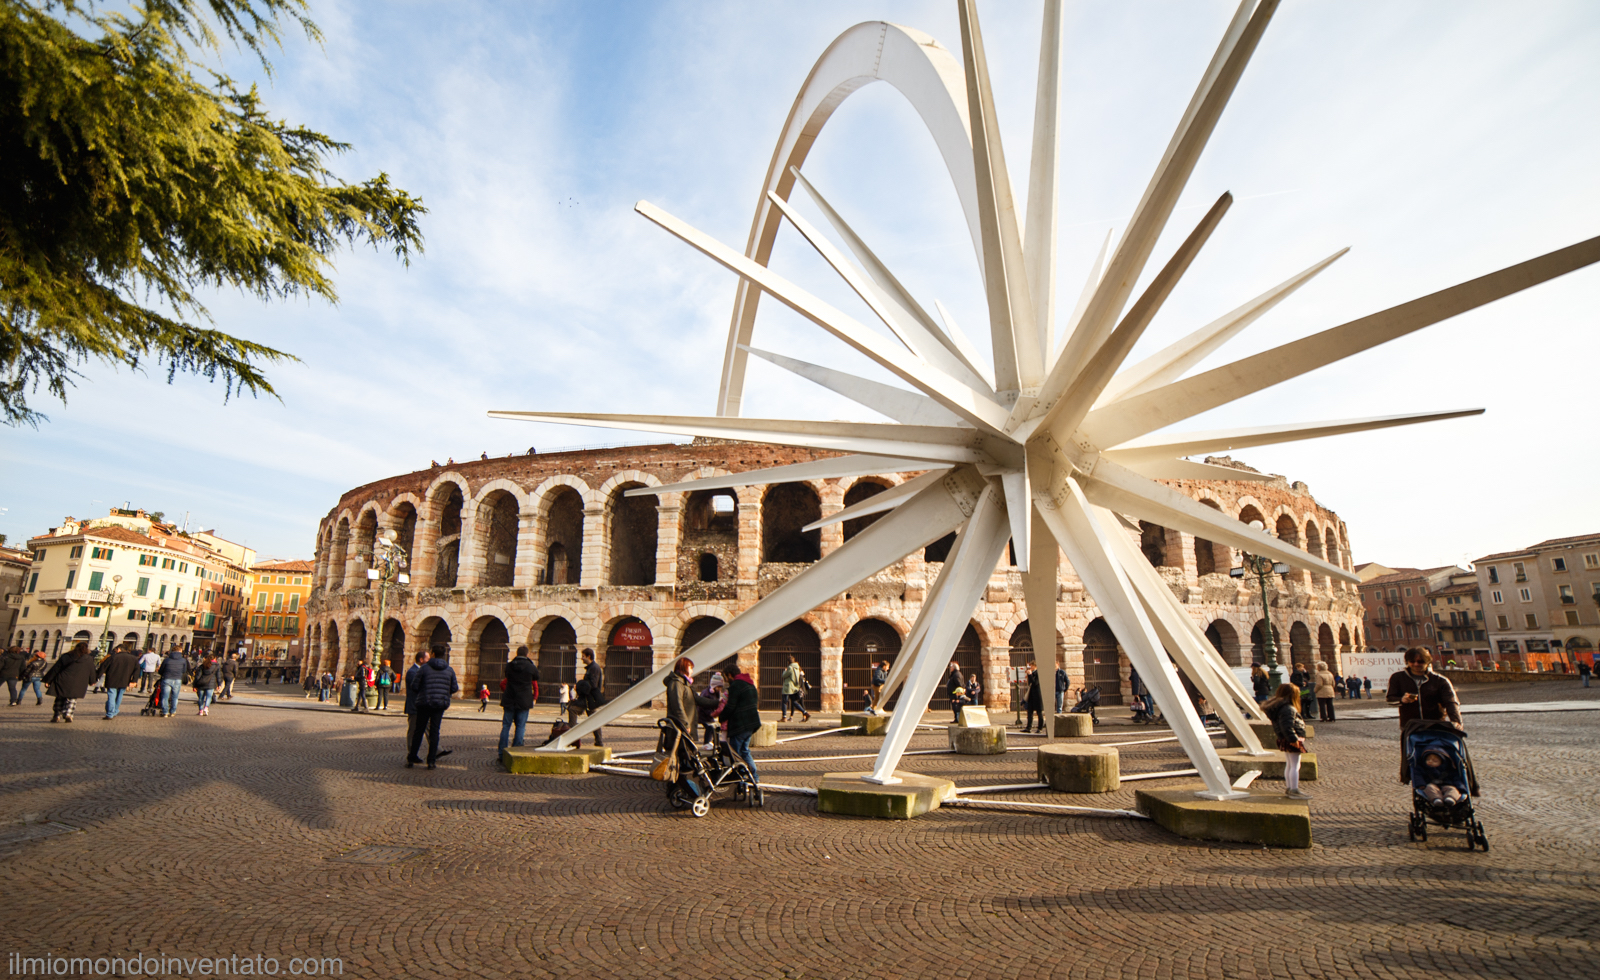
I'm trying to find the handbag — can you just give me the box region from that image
[650,728,682,782]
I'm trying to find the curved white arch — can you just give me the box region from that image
[718,20,981,417]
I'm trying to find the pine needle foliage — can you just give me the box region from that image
[0,0,426,425]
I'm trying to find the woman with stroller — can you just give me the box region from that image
[665,658,715,745]
[1262,682,1312,801]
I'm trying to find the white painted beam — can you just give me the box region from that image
[742,346,964,427]
[1104,408,1486,461]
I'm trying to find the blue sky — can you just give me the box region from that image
[2,0,1597,569]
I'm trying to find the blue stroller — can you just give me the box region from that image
[1404,720,1487,851]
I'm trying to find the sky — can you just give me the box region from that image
[2,0,1597,569]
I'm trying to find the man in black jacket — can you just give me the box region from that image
[95,642,143,719]
[408,645,460,769]
[220,654,238,700]
[499,646,540,754]
[1,645,28,706]
[578,648,605,747]
[1023,661,1043,733]
[1054,664,1069,714]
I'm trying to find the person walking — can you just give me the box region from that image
[1385,648,1461,727]
[320,670,333,703]
[137,647,159,694]
[95,642,141,719]
[476,683,491,712]
[722,665,762,786]
[1,645,28,706]
[157,646,187,717]
[1251,664,1270,704]
[1023,661,1044,733]
[303,668,318,699]
[407,645,459,769]
[376,661,395,710]
[402,651,430,759]
[193,654,221,715]
[664,656,700,739]
[1054,663,1069,715]
[19,650,48,706]
[573,648,606,747]
[867,660,888,715]
[779,656,810,723]
[42,641,96,723]
[1579,659,1592,688]
[219,654,238,700]
[1363,676,1372,700]
[1263,682,1311,800]
[498,646,539,755]
[353,659,373,713]
[1314,660,1336,722]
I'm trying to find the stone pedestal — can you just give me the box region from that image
[841,711,890,735]
[1037,743,1119,793]
[749,720,779,747]
[1215,748,1318,782]
[817,771,956,819]
[1225,721,1313,749]
[947,724,1007,755]
[1136,783,1311,848]
[1051,713,1094,737]
[502,745,611,774]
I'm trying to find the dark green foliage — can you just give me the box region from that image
[0,1,426,425]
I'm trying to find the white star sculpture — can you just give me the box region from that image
[499,0,1599,799]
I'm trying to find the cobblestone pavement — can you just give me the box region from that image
[1,692,1595,980]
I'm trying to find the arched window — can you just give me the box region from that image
[479,490,520,587]
[1139,521,1167,567]
[609,484,658,586]
[842,480,888,542]
[543,487,584,585]
[762,483,821,563]
[433,484,464,588]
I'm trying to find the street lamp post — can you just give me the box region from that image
[1231,544,1292,689]
[97,574,125,656]
[365,529,410,711]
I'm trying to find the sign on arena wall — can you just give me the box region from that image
[610,621,652,648]
[1343,651,1407,677]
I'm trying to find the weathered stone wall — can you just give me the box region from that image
[305,443,1365,708]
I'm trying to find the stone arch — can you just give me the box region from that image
[414,615,455,658]
[1205,619,1243,667]
[1339,624,1352,655]
[842,617,901,711]
[1250,619,1280,664]
[468,614,511,692]
[1318,622,1338,671]
[329,516,350,590]
[841,478,891,542]
[427,479,467,589]
[321,619,340,674]
[381,618,406,676]
[602,615,656,701]
[607,482,659,586]
[762,482,822,563]
[1237,502,1266,529]
[678,616,734,677]
[1275,513,1301,548]
[1194,499,1228,576]
[1289,621,1313,667]
[1082,618,1122,705]
[386,496,420,575]
[757,620,821,711]
[345,618,368,677]
[538,481,586,586]
[534,616,578,703]
[474,488,522,588]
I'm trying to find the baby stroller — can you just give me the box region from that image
[655,719,763,817]
[1129,692,1163,725]
[1404,720,1487,851]
[138,684,162,716]
[1069,686,1101,726]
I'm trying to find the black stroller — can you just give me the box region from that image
[1069,686,1101,726]
[1404,720,1488,851]
[656,719,762,817]
[138,683,162,716]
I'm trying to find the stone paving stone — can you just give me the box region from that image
[0,697,1595,979]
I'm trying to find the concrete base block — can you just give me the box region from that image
[749,720,779,747]
[1225,721,1314,749]
[947,724,1007,755]
[841,711,890,735]
[1136,782,1312,849]
[1052,713,1094,737]
[1216,748,1317,782]
[502,745,610,774]
[1037,743,1120,793]
[817,771,956,820]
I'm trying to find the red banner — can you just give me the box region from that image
[610,620,652,648]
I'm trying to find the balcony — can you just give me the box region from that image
[3,593,22,605]
[1560,595,1575,605]
[33,588,111,607]
[1515,573,1527,583]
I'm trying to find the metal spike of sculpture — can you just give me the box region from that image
[498,0,1599,799]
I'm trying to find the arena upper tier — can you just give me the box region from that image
[306,440,1366,711]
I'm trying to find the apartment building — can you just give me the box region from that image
[241,560,314,663]
[1428,569,1489,665]
[1476,533,1600,669]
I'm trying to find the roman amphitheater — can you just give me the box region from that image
[305,440,1366,711]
